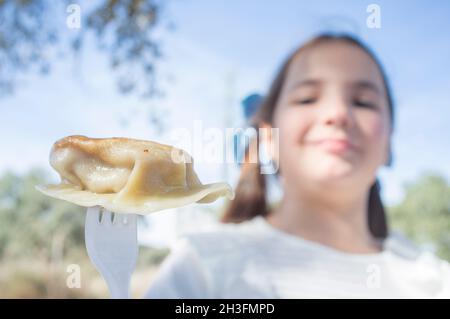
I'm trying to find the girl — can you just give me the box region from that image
[145,34,450,298]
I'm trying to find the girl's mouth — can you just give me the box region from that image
[308,138,357,155]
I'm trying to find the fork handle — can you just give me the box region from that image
[106,276,131,299]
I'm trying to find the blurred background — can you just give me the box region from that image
[0,0,449,298]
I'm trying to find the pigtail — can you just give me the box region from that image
[221,137,268,223]
[368,180,388,239]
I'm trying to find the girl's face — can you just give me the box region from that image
[273,41,391,190]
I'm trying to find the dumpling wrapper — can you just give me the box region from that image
[35,135,234,215]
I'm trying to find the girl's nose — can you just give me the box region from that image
[320,97,354,129]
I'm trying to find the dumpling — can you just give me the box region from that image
[35,135,234,214]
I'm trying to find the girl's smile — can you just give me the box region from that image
[306,137,357,155]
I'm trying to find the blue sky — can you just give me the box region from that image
[1,0,449,245]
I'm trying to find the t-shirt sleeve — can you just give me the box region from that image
[144,237,213,299]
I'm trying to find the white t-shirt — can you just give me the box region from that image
[145,215,450,298]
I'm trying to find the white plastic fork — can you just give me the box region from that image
[85,206,139,299]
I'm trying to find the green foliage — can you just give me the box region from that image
[0,168,85,261]
[388,173,450,260]
[138,246,170,267]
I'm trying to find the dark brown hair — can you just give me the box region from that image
[221,33,394,239]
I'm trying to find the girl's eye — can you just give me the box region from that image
[293,98,316,105]
[353,100,376,108]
